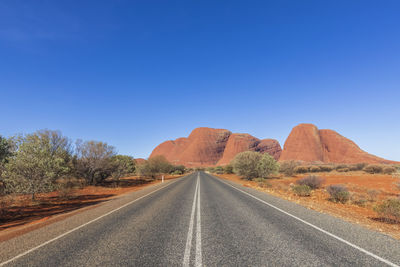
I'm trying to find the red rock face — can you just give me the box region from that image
[280,124,397,164]
[150,127,282,167]
[255,139,282,161]
[217,134,260,166]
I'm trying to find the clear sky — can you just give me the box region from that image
[0,0,399,160]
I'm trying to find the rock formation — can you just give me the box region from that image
[280,123,397,164]
[150,127,282,167]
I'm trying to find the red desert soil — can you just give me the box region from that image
[150,127,282,167]
[215,172,400,240]
[0,175,181,241]
[280,123,398,164]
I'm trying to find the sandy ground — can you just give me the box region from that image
[215,172,400,240]
[0,175,182,239]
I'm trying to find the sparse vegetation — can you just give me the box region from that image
[279,160,299,177]
[326,185,350,203]
[382,166,396,175]
[257,153,279,178]
[2,130,72,200]
[135,155,173,179]
[292,184,312,197]
[309,166,321,173]
[374,198,400,222]
[231,151,262,180]
[74,140,117,185]
[363,164,383,174]
[296,175,325,189]
[231,151,278,180]
[224,164,234,174]
[293,165,310,174]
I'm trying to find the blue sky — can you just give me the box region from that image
[0,0,399,160]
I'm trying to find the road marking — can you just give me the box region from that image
[0,178,182,267]
[183,175,199,266]
[195,173,202,267]
[212,175,399,267]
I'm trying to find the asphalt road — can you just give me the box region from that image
[1,172,400,266]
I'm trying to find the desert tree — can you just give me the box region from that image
[136,155,172,179]
[110,155,136,180]
[231,151,262,180]
[74,140,117,185]
[2,130,72,200]
[257,153,279,178]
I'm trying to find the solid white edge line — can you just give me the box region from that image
[0,177,183,267]
[195,173,202,267]
[211,174,399,267]
[183,174,199,267]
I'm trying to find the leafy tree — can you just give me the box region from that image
[231,151,262,180]
[2,130,72,200]
[170,164,185,175]
[257,153,279,178]
[74,140,117,185]
[110,155,136,179]
[136,155,172,179]
[0,136,12,165]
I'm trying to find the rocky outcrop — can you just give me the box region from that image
[150,127,282,167]
[280,123,397,164]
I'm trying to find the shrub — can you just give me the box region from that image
[294,166,310,174]
[383,166,396,175]
[3,130,72,200]
[309,166,321,173]
[74,140,117,185]
[135,155,173,179]
[279,161,299,177]
[351,193,368,207]
[171,170,183,175]
[335,164,349,171]
[296,175,325,189]
[254,178,272,188]
[232,151,262,180]
[224,165,234,174]
[319,165,334,172]
[366,189,380,202]
[374,198,400,222]
[363,164,383,174]
[110,155,136,179]
[257,153,279,178]
[292,185,312,197]
[214,166,224,174]
[337,167,350,172]
[326,185,350,203]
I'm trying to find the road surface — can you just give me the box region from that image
[0,172,399,266]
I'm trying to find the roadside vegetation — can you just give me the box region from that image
[210,156,400,236]
[0,130,189,230]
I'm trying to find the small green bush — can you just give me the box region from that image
[374,198,400,222]
[296,175,325,189]
[363,164,383,174]
[294,166,310,174]
[292,185,312,197]
[326,185,350,203]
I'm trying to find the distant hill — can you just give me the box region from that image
[149,124,397,167]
